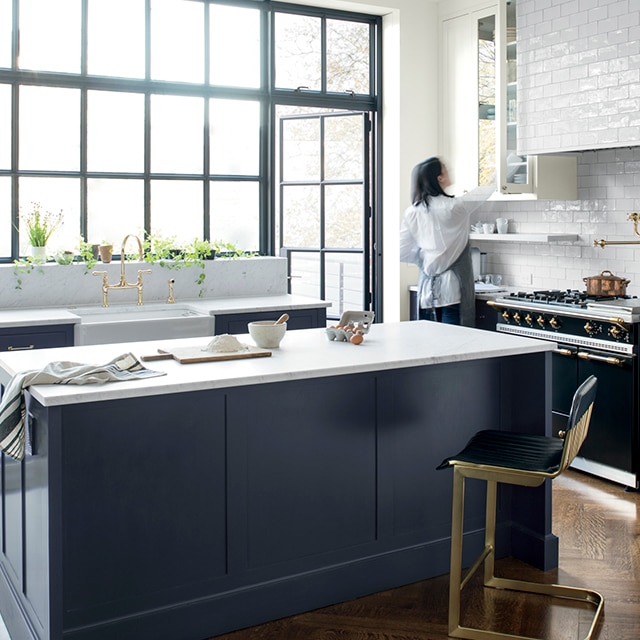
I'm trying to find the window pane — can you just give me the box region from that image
[18,177,80,256]
[151,95,204,174]
[88,0,145,79]
[325,115,363,181]
[0,84,10,169]
[19,0,81,73]
[0,0,11,69]
[150,0,204,83]
[0,177,9,255]
[87,179,144,246]
[325,252,363,317]
[327,20,370,94]
[210,100,260,176]
[209,182,259,252]
[210,5,260,89]
[290,251,320,300]
[325,185,362,248]
[19,87,80,171]
[282,117,320,181]
[275,13,321,90]
[88,91,144,173]
[150,180,202,243]
[282,185,319,247]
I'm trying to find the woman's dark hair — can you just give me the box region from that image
[410,157,453,207]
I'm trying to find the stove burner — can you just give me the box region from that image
[507,289,634,307]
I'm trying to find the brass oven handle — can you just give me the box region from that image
[555,348,574,357]
[8,344,35,351]
[577,351,624,366]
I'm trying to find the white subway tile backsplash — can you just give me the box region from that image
[519,0,639,154]
[472,148,640,295]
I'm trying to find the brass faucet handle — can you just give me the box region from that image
[137,269,152,275]
[92,270,108,276]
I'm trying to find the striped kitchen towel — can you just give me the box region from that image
[0,353,166,461]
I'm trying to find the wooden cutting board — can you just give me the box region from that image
[140,345,271,364]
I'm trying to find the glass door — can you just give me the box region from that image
[276,107,373,323]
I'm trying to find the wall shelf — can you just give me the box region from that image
[470,233,579,243]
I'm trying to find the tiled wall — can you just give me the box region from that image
[472,147,640,295]
[517,0,640,154]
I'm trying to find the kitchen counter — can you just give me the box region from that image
[0,322,557,640]
[0,320,553,406]
[0,294,330,329]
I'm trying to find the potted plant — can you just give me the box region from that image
[20,202,63,261]
[98,242,113,263]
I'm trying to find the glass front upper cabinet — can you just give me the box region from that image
[498,0,530,194]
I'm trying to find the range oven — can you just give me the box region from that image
[488,290,639,490]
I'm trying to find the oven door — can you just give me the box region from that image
[552,345,636,478]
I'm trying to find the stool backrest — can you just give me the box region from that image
[557,375,598,475]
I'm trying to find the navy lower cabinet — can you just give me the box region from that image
[0,352,555,640]
[0,324,74,352]
[214,307,326,335]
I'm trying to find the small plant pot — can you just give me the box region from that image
[30,245,47,261]
[99,244,113,263]
[90,244,100,260]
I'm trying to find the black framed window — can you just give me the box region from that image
[0,0,380,315]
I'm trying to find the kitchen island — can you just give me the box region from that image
[0,321,556,640]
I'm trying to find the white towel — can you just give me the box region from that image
[0,353,166,461]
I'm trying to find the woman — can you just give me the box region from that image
[400,157,493,326]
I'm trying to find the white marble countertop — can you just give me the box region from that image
[0,321,554,407]
[0,294,331,329]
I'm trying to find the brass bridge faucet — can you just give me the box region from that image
[93,234,152,307]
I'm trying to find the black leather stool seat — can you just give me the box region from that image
[438,429,564,474]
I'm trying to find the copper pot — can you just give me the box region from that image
[583,270,630,297]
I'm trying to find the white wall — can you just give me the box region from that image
[518,0,640,154]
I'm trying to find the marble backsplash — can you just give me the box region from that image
[0,256,287,310]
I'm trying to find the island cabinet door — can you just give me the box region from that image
[225,374,378,576]
[54,391,228,633]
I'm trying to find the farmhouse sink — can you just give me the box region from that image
[70,304,214,346]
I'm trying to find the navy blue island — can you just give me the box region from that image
[0,321,556,640]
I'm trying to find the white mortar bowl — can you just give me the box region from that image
[248,320,287,349]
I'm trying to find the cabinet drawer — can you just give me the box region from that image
[0,324,74,352]
[214,308,326,335]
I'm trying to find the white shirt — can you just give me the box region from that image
[400,188,493,308]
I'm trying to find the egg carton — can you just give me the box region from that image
[326,310,375,342]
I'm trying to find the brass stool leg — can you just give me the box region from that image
[483,480,497,587]
[448,467,465,636]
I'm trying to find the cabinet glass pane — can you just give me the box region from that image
[150,0,204,84]
[19,87,80,171]
[275,13,321,91]
[209,181,259,252]
[210,5,260,89]
[478,14,495,187]
[18,0,80,73]
[0,0,10,69]
[88,0,145,79]
[87,91,144,173]
[505,2,527,187]
[326,19,370,95]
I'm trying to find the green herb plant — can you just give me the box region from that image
[21,202,63,247]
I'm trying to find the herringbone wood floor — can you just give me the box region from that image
[213,470,640,640]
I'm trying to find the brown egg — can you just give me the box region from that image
[350,333,364,345]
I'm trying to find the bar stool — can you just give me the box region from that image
[437,374,602,640]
